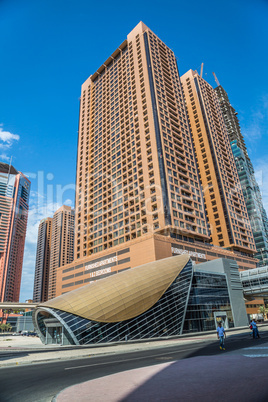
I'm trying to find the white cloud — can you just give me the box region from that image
[64,198,73,206]
[241,95,268,145]
[0,153,11,162]
[0,125,20,149]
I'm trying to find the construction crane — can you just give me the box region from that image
[200,63,204,78]
[212,72,220,86]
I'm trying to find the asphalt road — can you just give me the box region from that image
[1,332,268,402]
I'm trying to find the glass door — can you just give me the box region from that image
[54,327,62,344]
[214,312,228,329]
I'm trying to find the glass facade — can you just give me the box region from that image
[241,265,268,296]
[215,85,268,266]
[35,260,193,344]
[183,271,234,333]
[231,140,268,266]
[0,164,31,302]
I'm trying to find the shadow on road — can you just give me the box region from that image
[119,353,268,402]
[0,351,29,362]
[119,333,268,402]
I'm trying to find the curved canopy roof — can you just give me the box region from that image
[41,254,190,323]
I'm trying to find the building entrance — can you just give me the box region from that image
[51,327,62,344]
[214,312,229,329]
[44,318,63,344]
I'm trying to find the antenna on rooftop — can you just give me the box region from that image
[200,63,204,78]
[212,72,220,86]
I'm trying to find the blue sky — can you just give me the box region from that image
[0,0,267,301]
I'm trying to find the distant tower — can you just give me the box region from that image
[181,70,256,255]
[48,206,75,299]
[214,85,248,156]
[33,217,52,303]
[215,85,268,266]
[0,162,31,302]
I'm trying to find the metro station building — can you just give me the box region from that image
[33,255,248,345]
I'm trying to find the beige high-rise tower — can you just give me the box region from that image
[48,206,74,299]
[181,70,256,255]
[75,21,209,260]
[55,22,257,297]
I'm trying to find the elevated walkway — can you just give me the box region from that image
[240,265,268,297]
[0,302,38,310]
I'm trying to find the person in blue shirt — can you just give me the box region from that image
[217,322,226,350]
[251,319,260,339]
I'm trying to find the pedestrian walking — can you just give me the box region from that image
[251,319,260,339]
[249,323,253,337]
[217,322,226,350]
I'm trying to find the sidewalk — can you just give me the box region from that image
[0,325,266,367]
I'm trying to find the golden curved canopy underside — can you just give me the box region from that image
[41,254,190,323]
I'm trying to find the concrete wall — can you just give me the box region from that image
[195,258,248,327]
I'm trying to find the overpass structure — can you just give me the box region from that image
[240,266,268,298]
[0,302,38,310]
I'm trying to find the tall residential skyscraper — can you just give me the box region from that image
[181,70,256,255]
[33,217,52,303]
[54,22,257,298]
[215,85,268,266]
[75,21,209,261]
[48,205,74,300]
[0,162,30,302]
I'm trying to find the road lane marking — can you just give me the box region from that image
[243,354,268,358]
[155,357,174,360]
[243,347,268,350]
[64,346,199,370]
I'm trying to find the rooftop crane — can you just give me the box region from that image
[212,72,220,86]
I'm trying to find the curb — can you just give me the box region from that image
[1,333,268,369]
[0,338,217,368]
[1,324,267,368]
[1,323,263,354]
